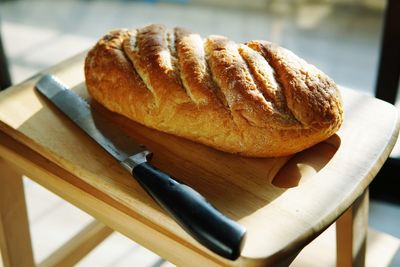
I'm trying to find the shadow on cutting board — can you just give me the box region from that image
[77,82,341,220]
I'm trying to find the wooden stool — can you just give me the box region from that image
[0,53,399,267]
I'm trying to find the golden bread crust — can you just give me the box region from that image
[85,24,343,157]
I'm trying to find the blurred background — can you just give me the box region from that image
[0,0,399,266]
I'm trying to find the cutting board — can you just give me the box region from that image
[0,52,398,266]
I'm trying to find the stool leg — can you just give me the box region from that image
[336,189,369,267]
[0,159,35,267]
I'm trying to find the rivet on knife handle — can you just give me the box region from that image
[123,153,246,260]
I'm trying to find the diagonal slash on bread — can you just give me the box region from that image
[84,24,343,157]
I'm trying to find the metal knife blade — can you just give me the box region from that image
[36,75,144,163]
[35,74,246,260]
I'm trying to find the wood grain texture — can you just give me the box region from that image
[0,133,228,267]
[0,53,398,266]
[336,189,369,267]
[0,159,35,267]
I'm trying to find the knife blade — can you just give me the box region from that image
[36,74,246,260]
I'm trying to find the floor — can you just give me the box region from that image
[0,0,399,266]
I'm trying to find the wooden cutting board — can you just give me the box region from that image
[0,52,398,266]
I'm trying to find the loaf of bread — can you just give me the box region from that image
[84,24,343,157]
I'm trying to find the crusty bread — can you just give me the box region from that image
[84,24,343,157]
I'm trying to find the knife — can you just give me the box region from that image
[35,74,246,260]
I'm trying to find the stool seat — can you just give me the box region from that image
[0,52,398,267]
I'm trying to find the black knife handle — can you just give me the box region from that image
[131,162,246,260]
